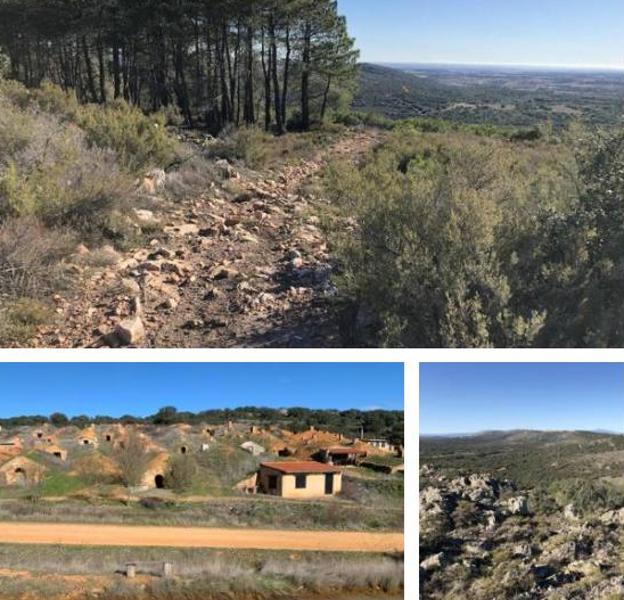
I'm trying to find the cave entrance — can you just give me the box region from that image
[14,468,26,486]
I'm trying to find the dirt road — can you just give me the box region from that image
[0,522,403,553]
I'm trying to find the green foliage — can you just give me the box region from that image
[0,80,182,345]
[0,406,403,440]
[324,128,562,346]
[547,479,624,516]
[333,110,395,129]
[49,413,69,427]
[0,0,359,133]
[326,122,624,347]
[0,298,52,344]
[355,63,624,128]
[39,473,88,497]
[210,127,337,170]
[77,101,177,172]
[165,455,198,493]
[0,50,8,79]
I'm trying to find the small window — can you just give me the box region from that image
[295,474,307,489]
[268,475,278,490]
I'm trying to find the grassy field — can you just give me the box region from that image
[0,492,403,531]
[0,544,403,600]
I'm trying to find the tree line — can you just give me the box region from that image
[0,406,404,445]
[0,0,358,133]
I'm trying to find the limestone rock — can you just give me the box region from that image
[420,552,445,572]
[114,317,146,346]
[506,496,529,516]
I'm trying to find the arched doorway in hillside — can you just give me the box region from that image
[180,446,187,455]
[14,468,26,487]
[154,474,165,489]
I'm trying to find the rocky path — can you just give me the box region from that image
[33,129,381,348]
[0,522,404,552]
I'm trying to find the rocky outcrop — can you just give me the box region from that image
[420,467,624,600]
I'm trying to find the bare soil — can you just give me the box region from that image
[0,522,403,552]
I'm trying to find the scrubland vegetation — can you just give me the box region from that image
[420,434,624,599]
[421,431,624,519]
[325,121,624,347]
[0,2,620,349]
[0,79,180,343]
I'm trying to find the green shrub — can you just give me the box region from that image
[548,479,624,516]
[77,100,177,171]
[0,297,53,344]
[334,110,394,129]
[40,473,88,497]
[0,80,177,173]
[324,126,577,347]
[165,455,198,493]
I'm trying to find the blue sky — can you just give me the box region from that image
[420,363,624,434]
[0,363,403,418]
[338,0,624,68]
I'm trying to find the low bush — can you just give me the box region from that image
[324,123,623,347]
[77,100,177,172]
[0,218,74,300]
[0,80,185,344]
[208,126,335,170]
[334,110,395,129]
[165,455,198,493]
[547,479,624,516]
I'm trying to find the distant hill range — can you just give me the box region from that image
[422,429,623,442]
[354,63,624,127]
[420,429,624,489]
[353,63,432,120]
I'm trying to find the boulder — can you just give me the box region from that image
[420,486,443,506]
[134,208,157,223]
[600,507,624,525]
[512,542,533,559]
[211,265,239,280]
[114,317,146,346]
[420,552,445,572]
[215,159,237,179]
[141,168,167,194]
[507,496,529,516]
[563,503,580,521]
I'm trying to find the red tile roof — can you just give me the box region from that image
[260,461,341,474]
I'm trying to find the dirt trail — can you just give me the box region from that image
[0,522,403,553]
[34,129,382,348]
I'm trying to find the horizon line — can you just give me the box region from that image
[369,60,624,72]
[421,427,624,436]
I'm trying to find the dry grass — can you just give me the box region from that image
[0,545,403,599]
[0,492,403,531]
